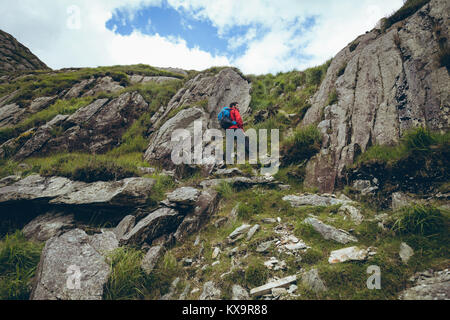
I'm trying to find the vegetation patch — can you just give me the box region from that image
[0,231,43,300]
[281,124,322,166]
[383,0,431,31]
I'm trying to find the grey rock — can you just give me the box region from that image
[391,192,415,211]
[256,240,274,253]
[166,187,200,207]
[31,229,111,300]
[328,246,369,264]
[399,242,414,264]
[283,194,350,207]
[141,245,164,275]
[399,269,450,300]
[301,269,327,293]
[50,177,156,206]
[0,175,21,188]
[212,247,221,259]
[246,224,260,241]
[114,215,135,240]
[174,188,219,243]
[304,217,358,244]
[250,275,297,297]
[161,277,180,300]
[338,205,364,224]
[303,0,450,192]
[89,230,119,255]
[228,224,252,240]
[22,212,74,242]
[81,76,124,97]
[199,281,221,300]
[214,168,245,177]
[232,285,250,300]
[120,207,183,246]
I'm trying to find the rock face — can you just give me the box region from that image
[31,229,115,300]
[0,29,49,74]
[11,92,148,159]
[144,68,251,166]
[303,0,450,192]
[399,269,450,300]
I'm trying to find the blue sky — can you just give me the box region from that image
[0,0,404,74]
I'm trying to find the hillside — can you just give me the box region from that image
[0,0,448,301]
[0,30,50,75]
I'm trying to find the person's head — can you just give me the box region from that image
[229,102,239,109]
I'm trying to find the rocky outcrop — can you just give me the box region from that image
[31,229,116,300]
[0,96,57,128]
[0,175,155,207]
[144,68,251,166]
[0,29,49,74]
[399,269,450,300]
[22,211,74,242]
[303,0,450,192]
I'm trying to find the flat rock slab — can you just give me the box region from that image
[328,246,369,264]
[228,224,252,240]
[283,194,350,207]
[166,187,200,207]
[304,217,358,244]
[250,275,297,297]
[31,229,116,300]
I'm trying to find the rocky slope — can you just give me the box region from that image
[0,30,49,74]
[303,0,449,193]
[0,0,448,301]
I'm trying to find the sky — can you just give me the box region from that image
[0,0,404,75]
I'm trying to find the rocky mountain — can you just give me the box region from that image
[0,30,50,74]
[0,0,448,301]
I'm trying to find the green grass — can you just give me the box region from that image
[245,258,269,287]
[383,0,431,31]
[103,247,147,300]
[391,205,447,236]
[0,231,43,300]
[281,124,322,165]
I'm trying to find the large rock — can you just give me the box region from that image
[31,229,115,300]
[283,194,350,207]
[303,0,450,192]
[141,245,164,275]
[301,269,327,293]
[144,68,251,166]
[166,187,201,208]
[50,177,156,207]
[119,207,184,246]
[174,188,219,243]
[0,175,155,207]
[328,246,370,264]
[304,217,358,244]
[13,92,148,159]
[199,281,221,300]
[232,285,250,300]
[399,269,450,300]
[250,275,297,297]
[22,212,75,242]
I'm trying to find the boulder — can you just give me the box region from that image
[338,205,364,224]
[283,194,350,207]
[304,217,358,244]
[120,207,184,246]
[22,212,75,242]
[113,215,136,240]
[31,229,114,300]
[232,285,250,300]
[301,269,327,293]
[391,192,415,211]
[166,187,201,208]
[399,242,414,264]
[328,246,370,264]
[246,224,260,241]
[199,281,221,300]
[228,224,252,240]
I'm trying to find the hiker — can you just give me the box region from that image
[218,102,249,162]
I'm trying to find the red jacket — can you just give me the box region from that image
[229,107,244,130]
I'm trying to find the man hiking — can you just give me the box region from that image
[218,102,249,163]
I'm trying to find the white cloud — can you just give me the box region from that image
[0,0,404,74]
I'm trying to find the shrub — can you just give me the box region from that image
[0,231,43,300]
[245,260,268,287]
[392,205,446,236]
[281,125,322,165]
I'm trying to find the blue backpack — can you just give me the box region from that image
[218,107,236,129]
